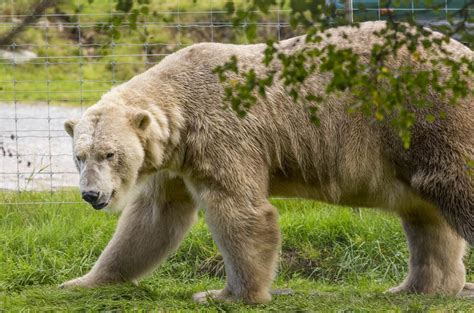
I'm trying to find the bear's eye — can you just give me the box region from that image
[106,152,115,160]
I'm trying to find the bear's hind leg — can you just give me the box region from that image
[61,172,197,288]
[389,207,467,295]
[194,194,280,304]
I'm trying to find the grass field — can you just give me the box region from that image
[1,192,473,311]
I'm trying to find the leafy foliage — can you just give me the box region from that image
[4,1,471,147]
[213,0,473,148]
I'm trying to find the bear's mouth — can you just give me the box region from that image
[92,201,109,210]
[91,190,115,210]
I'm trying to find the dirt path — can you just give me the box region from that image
[0,103,83,191]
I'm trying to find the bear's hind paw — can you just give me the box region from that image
[459,282,474,298]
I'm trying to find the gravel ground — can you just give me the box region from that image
[0,103,84,191]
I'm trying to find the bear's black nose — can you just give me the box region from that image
[82,190,100,204]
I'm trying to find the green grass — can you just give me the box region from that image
[1,191,473,311]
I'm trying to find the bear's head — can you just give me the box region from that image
[64,103,165,212]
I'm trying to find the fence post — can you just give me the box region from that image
[345,0,354,23]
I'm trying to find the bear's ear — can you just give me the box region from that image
[131,110,152,131]
[64,118,79,137]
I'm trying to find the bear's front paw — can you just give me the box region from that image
[59,275,97,289]
[60,273,135,289]
[192,288,272,304]
[192,289,229,304]
[386,285,407,294]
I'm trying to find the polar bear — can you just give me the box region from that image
[62,21,473,303]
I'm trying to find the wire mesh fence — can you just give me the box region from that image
[0,0,295,205]
[0,0,471,205]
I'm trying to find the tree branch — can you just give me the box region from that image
[0,0,60,47]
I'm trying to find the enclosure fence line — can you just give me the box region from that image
[0,0,468,205]
[0,0,292,205]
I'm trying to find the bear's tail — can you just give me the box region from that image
[412,166,474,245]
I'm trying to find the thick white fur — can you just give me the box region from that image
[62,22,473,303]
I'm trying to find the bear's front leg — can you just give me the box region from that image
[61,174,197,289]
[193,190,281,304]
